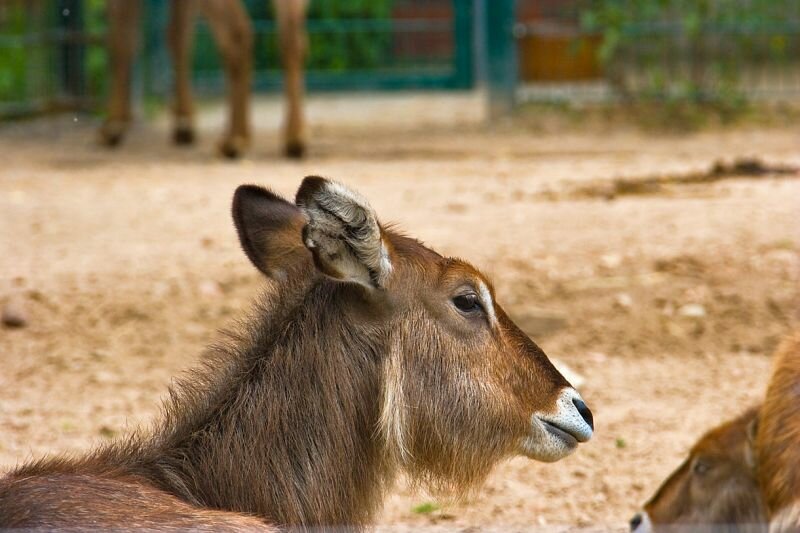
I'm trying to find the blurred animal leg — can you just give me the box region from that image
[275,0,308,158]
[100,0,142,147]
[199,0,253,158]
[167,0,197,145]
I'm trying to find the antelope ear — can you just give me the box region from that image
[232,184,308,279]
[295,176,392,289]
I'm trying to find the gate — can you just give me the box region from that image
[0,0,476,119]
[141,0,474,99]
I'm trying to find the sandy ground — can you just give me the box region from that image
[1,93,799,531]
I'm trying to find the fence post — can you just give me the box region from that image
[483,0,516,117]
[453,0,474,89]
[57,0,85,108]
[143,0,170,101]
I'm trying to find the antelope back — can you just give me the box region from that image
[0,473,270,530]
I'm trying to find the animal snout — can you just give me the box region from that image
[572,397,593,431]
[548,388,594,443]
[630,512,651,532]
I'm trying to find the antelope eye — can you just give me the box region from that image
[453,293,482,314]
[692,460,710,476]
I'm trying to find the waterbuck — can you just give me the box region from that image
[756,331,800,532]
[631,331,800,533]
[0,177,594,530]
[100,0,307,158]
[630,407,766,533]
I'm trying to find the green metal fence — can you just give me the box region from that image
[145,0,472,94]
[0,0,475,119]
[142,0,474,96]
[3,0,799,120]
[0,0,107,117]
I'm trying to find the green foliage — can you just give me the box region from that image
[580,0,800,108]
[305,0,393,72]
[84,0,109,98]
[0,0,108,110]
[0,4,55,106]
[98,425,117,438]
[412,502,441,515]
[192,0,394,75]
[0,6,28,103]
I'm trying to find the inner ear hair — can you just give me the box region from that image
[232,184,307,279]
[295,176,392,289]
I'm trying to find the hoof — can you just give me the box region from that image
[284,140,306,159]
[172,126,196,146]
[99,123,126,148]
[218,137,248,159]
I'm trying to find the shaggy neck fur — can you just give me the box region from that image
[42,274,397,529]
[13,265,502,528]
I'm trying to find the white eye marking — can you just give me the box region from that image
[478,282,497,326]
[379,240,393,275]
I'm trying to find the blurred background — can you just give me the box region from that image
[1,1,798,531]
[2,0,800,118]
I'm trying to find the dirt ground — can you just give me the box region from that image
[1,95,799,531]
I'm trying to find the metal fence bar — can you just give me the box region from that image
[1,0,476,118]
[141,0,473,99]
[484,0,517,116]
[453,0,474,88]
[0,0,107,118]
[57,0,85,106]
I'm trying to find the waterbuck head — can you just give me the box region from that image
[631,407,766,533]
[232,177,593,492]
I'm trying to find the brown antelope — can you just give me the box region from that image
[756,331,800,533]
[631,331,800,533]
[100,0,307,158]
[0,177,594,530]
[630,406,766,533]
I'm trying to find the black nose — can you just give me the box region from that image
[630,513,643,531]
[573,397,594,430]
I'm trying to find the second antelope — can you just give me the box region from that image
[631,330,800,533]
[755,330,800,532]
[101,0,307,158]
[0,177,594,530]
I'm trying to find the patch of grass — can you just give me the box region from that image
[412,502,441,515]
[616,437,627,449]
[763,239,797,251]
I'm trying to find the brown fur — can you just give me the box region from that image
[0,178,588,530]
[0,474,269,531]
[639,407,766,533]
[756,331,800,531]
[100,0,307,159]
[636,330,800,533]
